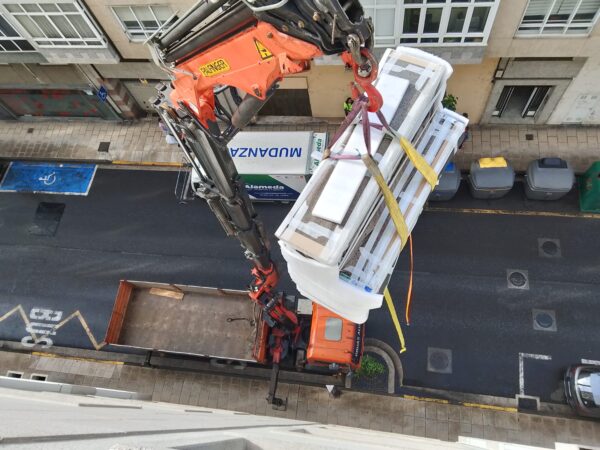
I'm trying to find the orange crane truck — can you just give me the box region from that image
[105,0,382,408]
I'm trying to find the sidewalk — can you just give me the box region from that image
[0,118,598,172]
[1,350,599,448]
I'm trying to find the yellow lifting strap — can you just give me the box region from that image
[399,136,438,190]
[384,287,407,354]
[361,152,408,353]
[361,153,409,249]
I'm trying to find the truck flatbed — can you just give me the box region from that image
[105,281,265,362]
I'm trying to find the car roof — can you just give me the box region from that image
[591,372,600,405]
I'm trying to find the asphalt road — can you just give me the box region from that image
[1,168,599,403]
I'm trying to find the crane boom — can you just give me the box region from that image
[149,0,375,407]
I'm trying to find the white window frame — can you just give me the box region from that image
[0,0,107,48]
[362,0,500,47]
[111,5,176,42]
[517,0,600,36]
[0,13,35,52]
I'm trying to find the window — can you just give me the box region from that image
[518,0,600,35]
[493,85,552,119]
[362,0,499,47]
[0,13,34,51]
[324,318,343,341]
[112,5,174,41]
[2,1,106,48]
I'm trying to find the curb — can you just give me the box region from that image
[0,157,186,170]
[0,342,576,419]
[112,160,185,168]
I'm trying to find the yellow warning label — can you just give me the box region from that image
[254,39,273,60]
[199,58,230,77]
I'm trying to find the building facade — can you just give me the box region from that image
[0,0,597,124]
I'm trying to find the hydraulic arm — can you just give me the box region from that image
[149,0,376,406]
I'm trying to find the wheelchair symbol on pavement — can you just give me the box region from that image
[39,172,57,186]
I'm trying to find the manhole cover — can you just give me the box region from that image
[507,269,529,290]
[533,309,557,331]
[541,241,558,255]
[427,347,452,374]
[509,272,526,286]
[538,238,561,258]
[430,352,448,370]
[535,312,553,328]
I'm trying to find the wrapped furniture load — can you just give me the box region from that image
[276,46,468,324]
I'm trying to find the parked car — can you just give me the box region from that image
[564,365,600,418]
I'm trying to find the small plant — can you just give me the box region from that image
[355,354,386,379]
[442,93,458,111]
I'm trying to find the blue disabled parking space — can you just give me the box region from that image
[0,161,97,196]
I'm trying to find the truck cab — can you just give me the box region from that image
[307,304,364,371]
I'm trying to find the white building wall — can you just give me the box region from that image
[548,54,600,125]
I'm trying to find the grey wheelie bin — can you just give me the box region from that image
[468,157,515,199]
[429,162,461,201]
[524,158,574,200]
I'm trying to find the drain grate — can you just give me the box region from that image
[427,347,452,374]
[533,309,557,332]
[27,128,34,134]
[98,141,110,153]
[507,269,529,290]
[538,238,561,258]
[517,395,539,411]
[28,202,65,236]
[525,133,534,141]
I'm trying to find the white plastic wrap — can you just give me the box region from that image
[276,46,468,324]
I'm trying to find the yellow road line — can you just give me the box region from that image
[0,305,38,341]
[403,394,518,412]
[461,402,518,413]
[31,351,122,365]
[112,160,184,167]
[54,311,106,351]
[403,394,449,404]
[425,206,600,220]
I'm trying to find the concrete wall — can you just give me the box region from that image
[0,64,88,87]
[477,57,589,125]
[293,65,355,119]
[84,0,196,60]
[0,52,46,64]
[95,62,168,80]
[446,57,498,124]
[465,0,600,125]
[486,0,600,58]
[548,55,600,124]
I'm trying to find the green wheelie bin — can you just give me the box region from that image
[579,161,600,213]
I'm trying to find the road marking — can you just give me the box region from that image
[426,206,600,220]
[0,304,105,351]
[402,395,517,412]
[0,305,35,337]
[403,395,449,404]
[581,359,600,366]
[31,352,122,365]
[53,310,105,350]
[519,352,552,396]
[461,402,518,413]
